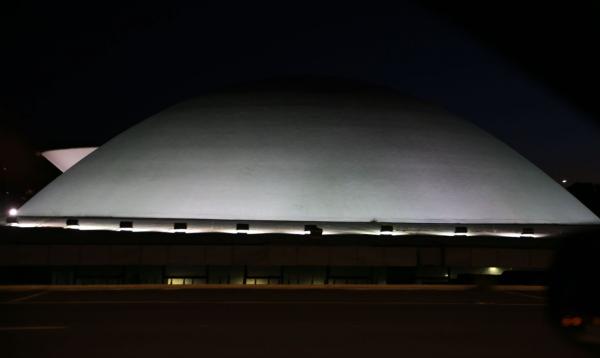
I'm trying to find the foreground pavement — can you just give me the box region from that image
[0,285,593,358]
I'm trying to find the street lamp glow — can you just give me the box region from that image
[561,179,567,184]
[8,208,18,217]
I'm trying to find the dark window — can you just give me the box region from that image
[236,223,250,232]
[119,221,133,229]
[174,222,187,230]
[454,226,468,235]
[66,218,79,226]
[380,225,393,234]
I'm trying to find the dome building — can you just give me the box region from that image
[11,79,599,237]
[3,79,598,285]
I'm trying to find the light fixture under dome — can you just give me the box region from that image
[454,227,468,236]
[173,222,188,233]
[119,221,133,231]
[304,225,322,236]
[380,225,393,235]
[66,218,79,228]
[236,223,250,234]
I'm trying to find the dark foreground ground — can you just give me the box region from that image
[0,285,593,358]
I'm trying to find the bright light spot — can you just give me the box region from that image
[8,208,18,217]
[561,179,567,184]
[561,316,583,327]
[8,223,37,228]
[245,278,269,285]
[486,267,502,275]
[168,278,185,285]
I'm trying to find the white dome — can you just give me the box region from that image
[18,81,599,226]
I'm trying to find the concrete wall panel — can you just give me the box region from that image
[446,248,471,266]
[383,247,417,266]
[110,245,141,265]
[0,245,19,265]
[529,249,554,269]
[419,247,442,266]
[48,245,80,266]
[297,246,329,265]
[356,247,384,266]
[18,245,49,265]
[330,247,358,266]
[205,246,233,265]
[168,246,205,265]
[497,249,529,268]
[233,246,269,265]
[269,246,298,265]
[80,245,111,265]
[471,248,498,267]
[140,245,169,265]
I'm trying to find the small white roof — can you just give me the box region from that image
[42,147,97,172]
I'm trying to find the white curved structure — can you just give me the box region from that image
[15,82,599,234]
[42,147,97,172]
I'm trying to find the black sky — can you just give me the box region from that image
[1,1,599,206]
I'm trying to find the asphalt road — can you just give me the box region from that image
[0,285,594,358]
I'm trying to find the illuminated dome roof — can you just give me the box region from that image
[17,79,599,226]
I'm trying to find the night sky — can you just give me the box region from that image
[1,2,599,208]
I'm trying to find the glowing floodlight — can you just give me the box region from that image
[486,267,502,275]
[561,179,567,184]
[8,208,18,217]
